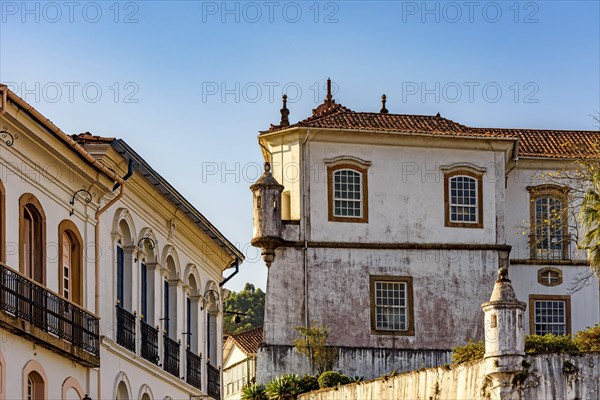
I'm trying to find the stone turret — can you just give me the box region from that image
[250,162,284,267]
[481,265,526,400]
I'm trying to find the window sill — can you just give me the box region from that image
[371,329,415,336]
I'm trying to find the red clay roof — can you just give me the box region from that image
[228,326,263,355]
[73,132,115,143]
[264,101,600,159]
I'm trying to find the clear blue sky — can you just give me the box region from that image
[1,0,599,292]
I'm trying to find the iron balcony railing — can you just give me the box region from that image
[163,334,180,377]
[186,349,202,389]
[116,305,136,352]
[0,262,99,357]
[207,363,221,400]
[530,234,571,261]
[140,319,159,364]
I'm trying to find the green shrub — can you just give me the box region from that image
[574,324,600,351]
[451,339,485,365]
[298,375,319,393]
[242,384,267,400]
[525,334,578,354]
[317,371,350,388]
[265,374,301,400]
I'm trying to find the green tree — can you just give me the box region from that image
[294,322,338,374]
[579,170,600,275]
[224,283,265,334]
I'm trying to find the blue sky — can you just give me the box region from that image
[1,0,599,292]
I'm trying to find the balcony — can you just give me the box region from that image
[116,305,136,352]
[207,363,221,400]
[530,234,571,261]
[186,349,202,389]
[163,334,180,377]
[0,262,99,367]
[140,319,159,364]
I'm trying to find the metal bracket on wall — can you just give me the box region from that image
[69,189,93,216]
[1,126,16,146]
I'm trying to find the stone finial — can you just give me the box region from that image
[435,112,441,117]
[280,95,290,127]
[312,78,338,115]
[498,267,509,281]
[264,162,271,174]
[380,94,389,114]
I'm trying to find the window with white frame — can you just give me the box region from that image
[530,295,570,335]
[443,168,483,228]
[327,160,369,223]
[534,196,564,254]
[449,175,478,223]
[333,169,363,218]
[370,276,414,335]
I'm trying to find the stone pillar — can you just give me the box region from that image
[481,267,526,400]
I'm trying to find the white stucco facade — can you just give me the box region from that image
[0,85,243,400]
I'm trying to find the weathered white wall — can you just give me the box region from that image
[299,354,600,400]
[264,247,498,347]
[257,345,451,384]
[307,141,504,243]
[511,264,599,334]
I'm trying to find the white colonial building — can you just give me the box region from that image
[251,80,600,382]
[0,84,243,400]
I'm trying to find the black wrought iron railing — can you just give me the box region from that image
[186,350,202,389]
[163,334,180,377]
[207,363,221,399]
[140,320,159,364]
[530,234,571,260]
[0,263,99,357]
[116,305,136,352]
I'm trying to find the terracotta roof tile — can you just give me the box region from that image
[264,101,600,159]
[73,132,115,143]
[228,326,263,355]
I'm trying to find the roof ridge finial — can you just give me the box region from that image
[280,94,289,127]
[326,78,332,104]
[380,94,388,114]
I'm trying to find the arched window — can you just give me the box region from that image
[19,194,46,284]
[61,376,84,400]
[528,185,569,260]
[326,157,370,223]
[204,283,219,365]
[443,166,484,228]
[58,221,83,304]
[186,274,199,353]
[116,381,129,400]
[114,216,134,310]
[163,255,178,338]
[22,361,47,400]
[27,372,45,400]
